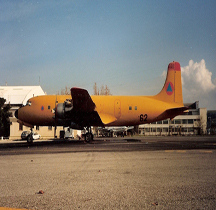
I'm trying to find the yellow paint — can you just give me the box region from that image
[17,61,187,128]
[18,95,69,126]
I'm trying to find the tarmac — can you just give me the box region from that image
[0,136,216,209]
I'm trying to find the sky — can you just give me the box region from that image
[0,0,216,109]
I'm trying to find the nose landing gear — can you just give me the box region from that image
[27,128,34,144]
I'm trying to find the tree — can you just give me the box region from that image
[195,116,206,135]
[60,86,71,95]
[0,98,11,137]
[93,83,99,95]
[104,85,111,96]
[93,83,111,95]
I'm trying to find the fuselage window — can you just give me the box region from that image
[129,106,132,110]
[48,105,51,110]
[135,106,137,110]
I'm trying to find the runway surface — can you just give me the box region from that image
[0,136,216,209]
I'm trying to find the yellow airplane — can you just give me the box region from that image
[15,61,193,142]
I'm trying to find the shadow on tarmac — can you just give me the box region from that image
[0,136,216,155]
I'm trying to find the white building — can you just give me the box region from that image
[0,86,64,139]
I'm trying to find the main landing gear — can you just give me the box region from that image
[84,127,94,143]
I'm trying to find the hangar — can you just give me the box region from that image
[0,86,64,139]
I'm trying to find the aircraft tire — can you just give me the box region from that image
[85,132,93,143]
[27,135,33,144]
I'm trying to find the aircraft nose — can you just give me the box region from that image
[15,109,18,119]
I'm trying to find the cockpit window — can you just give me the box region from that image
[26,100,32,106]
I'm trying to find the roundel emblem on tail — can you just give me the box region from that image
[166,82,174,95]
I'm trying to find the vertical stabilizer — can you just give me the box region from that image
[154,61,183,104]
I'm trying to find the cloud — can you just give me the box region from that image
[161,70,167,79]
[182,59,215,92]
[181,59,216,109]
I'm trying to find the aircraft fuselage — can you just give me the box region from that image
[16,94,182,127]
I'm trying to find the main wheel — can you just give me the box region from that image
[85,132,93,143]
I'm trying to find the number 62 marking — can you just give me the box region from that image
[140,114,148,122]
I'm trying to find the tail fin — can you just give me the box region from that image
[154,61,183,104]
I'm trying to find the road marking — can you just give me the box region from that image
[202,150,213,153]
[0,208,31,210]
[164,150,213,153]
[165,150,186,153]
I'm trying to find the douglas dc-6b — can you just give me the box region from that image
[15,61,194,143]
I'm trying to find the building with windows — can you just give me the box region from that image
[139,103,207,136]
[0,86,64,139]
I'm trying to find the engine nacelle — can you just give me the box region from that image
[56,103,65,119]
[55,100,83,129]
[56,100,73,119]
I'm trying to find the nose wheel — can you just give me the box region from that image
[27,129,34,144]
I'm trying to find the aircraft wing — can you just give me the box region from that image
[70,87,116,126]
[71,87,96,112]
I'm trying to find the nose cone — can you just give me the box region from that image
[15,109,18,119]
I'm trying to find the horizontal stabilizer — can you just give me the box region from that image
[158,101,197,121]
[186,101,199,109]
[166,106,189,119]
[158,107,188,121]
